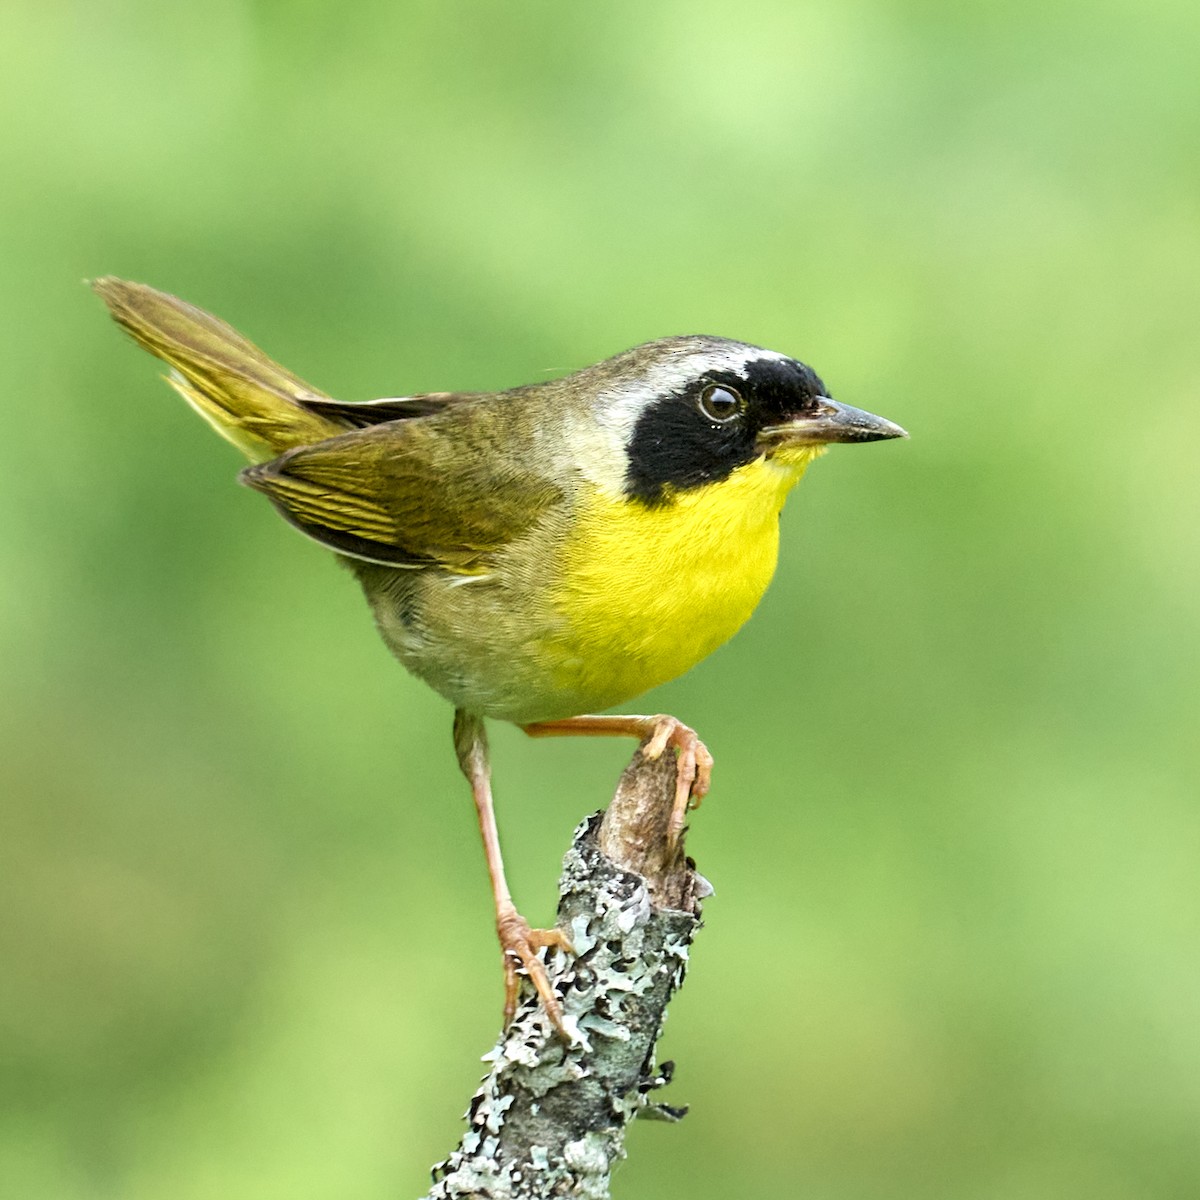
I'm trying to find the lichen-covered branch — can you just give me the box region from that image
[424,743,710,1199]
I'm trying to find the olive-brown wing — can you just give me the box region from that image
[240,408,562,570]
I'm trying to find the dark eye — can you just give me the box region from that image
[698,384,742,423]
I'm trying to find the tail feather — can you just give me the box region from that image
[92,277,344,461]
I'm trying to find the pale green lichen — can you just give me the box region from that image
[423,813,703,1200]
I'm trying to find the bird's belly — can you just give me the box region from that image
[538,459,803,715]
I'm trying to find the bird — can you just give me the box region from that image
[93,277,907,1036]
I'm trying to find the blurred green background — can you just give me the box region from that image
[2,1,1198,1196]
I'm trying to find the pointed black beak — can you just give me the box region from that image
[757,398,908,449]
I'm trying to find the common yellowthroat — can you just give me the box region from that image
[94,278,906,1035]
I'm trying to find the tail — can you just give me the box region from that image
[92,277,345,462]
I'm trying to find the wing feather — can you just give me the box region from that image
[241,405,562,571]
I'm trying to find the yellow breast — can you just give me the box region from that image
[543,453,815,713]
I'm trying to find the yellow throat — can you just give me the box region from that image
[548,449,821,711]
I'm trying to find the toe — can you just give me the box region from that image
[502,956,519,1027]
[528,927,575,955]
[643,716,673,760]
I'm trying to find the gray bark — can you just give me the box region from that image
[423,741,710,1199]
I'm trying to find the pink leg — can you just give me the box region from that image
[454,710,574,1035]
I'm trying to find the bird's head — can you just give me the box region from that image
[581,336,907,505]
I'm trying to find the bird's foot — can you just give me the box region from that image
[521,711,712,853]
[496,903,575,1037]
[641,715,714,851]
